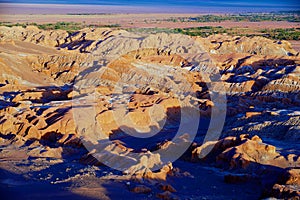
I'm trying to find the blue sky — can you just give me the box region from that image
[0,0,299,8]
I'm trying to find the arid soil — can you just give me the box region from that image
[290,40,300,52]
[1,13,300,29]
[0,26,299,199]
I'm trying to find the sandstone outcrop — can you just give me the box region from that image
[0,26,299,199]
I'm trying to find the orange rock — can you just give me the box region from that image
[279,169,300,185]
[135,163,173,181]
[251,135,263,143]
[130,185,152,194]
[159,184,177,193]
[216,137,294,169]
[245,112,262,118]
[156,191,179,200]
[268,184,300,199]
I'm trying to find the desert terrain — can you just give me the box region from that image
[0,6,300,200]
[1,13,299,29]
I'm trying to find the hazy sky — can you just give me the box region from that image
[1,0,299,7]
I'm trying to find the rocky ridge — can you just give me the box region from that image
[0,26,299,199]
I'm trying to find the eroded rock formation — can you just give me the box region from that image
[0,26,299,199]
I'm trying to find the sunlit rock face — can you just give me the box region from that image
[0,26,299,199]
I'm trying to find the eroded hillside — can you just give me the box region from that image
[0,26,299,199]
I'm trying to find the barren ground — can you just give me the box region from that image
[0,5,299,200]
